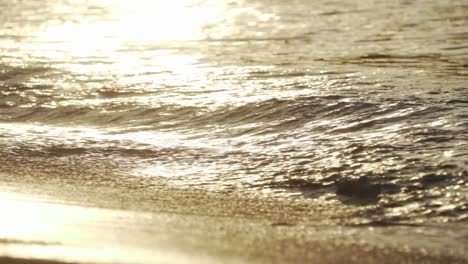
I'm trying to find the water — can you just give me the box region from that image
[0,0,467,228]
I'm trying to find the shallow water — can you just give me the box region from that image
[0,0,467,227]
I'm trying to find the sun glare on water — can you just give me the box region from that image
[37,0,229,56]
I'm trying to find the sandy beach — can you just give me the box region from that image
[0,174,466,264]
[1,1,467,262]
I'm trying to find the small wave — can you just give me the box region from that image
[0,65,51,82]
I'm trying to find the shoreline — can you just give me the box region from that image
[0,174,466,264]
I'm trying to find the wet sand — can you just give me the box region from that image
[0,175,466,264]
[1,0,467,263]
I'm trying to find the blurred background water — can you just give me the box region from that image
[0,0,467,226]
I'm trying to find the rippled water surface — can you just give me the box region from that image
[1,0,467,225]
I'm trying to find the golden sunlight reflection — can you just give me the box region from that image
[37,0,233,55]
[0,191,215,264]
[22,0,256,110]
[0,192,91,242]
